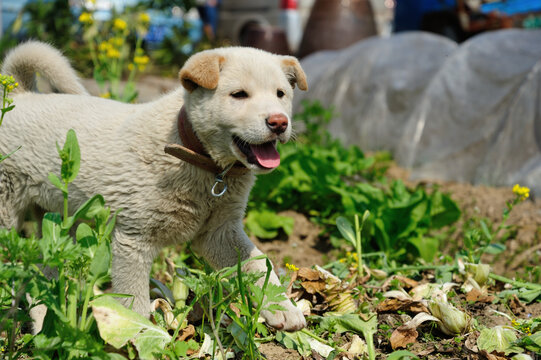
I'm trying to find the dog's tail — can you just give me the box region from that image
[1,41,88,95]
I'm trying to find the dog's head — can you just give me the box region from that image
[179,47,307,174]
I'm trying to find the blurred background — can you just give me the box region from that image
[1,0,541,194]
[1,0,540,60]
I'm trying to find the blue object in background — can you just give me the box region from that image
[394,0,457,32]
[480,0,541,15]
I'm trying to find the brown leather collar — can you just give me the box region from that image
[164,106,249,176]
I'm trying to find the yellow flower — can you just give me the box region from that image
[512,184,530,201]
[128,63,134,71]
[106,48,120,59]
[285,263,299,272]
[100,92,111,99]
[111,37,124,47]
[98,41,110,52]
[138,12,150,24]
[79,12,93,24]
[113,18,127,31]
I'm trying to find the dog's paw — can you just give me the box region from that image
[261,300,306,332]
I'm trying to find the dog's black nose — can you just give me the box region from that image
[266,114,288,134]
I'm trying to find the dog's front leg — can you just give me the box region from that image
[192,221,306,331]
[111,230,155,317]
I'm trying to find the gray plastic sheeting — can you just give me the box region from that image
[295,29,541,195]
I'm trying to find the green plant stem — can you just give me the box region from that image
[62,184,69,228]
[0,86,7,126]
[59,266,67,316]
[67,283,78,327]
[79,278,96,330]
[489,273,541,290]
[300,328,347,353]
[387,265,457,274]
[355,214,363,278]
[365,332,376,360]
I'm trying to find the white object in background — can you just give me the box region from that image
[279,0,302,53]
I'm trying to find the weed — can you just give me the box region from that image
[0,130,118,358]
[78,7,151,102]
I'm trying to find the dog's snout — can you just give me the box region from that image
[266,114,288,134]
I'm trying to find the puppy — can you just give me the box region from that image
[0,41,307,331]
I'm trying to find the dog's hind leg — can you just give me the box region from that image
[0,170,28,230]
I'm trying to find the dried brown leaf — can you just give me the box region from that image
[390,325,419,349]
[176,324,195,342]
[466,288,495,303]
[298,267,321,281]
[508,294,525,314]
[394,275,419,289]
[301,280,326,294]
[377,298,429,314]
[479,350,508,360]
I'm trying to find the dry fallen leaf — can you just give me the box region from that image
[176,324,195,342]
[390,325,418,349]
[301,280,326,294]
[389,312,440,349]
[479,350,508,360]
[377,298,429,314]
[466,288,495,303]
[298,267,321,281]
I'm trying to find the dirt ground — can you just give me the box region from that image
[253,164,541,280]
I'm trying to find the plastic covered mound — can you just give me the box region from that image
[295,29,541,195]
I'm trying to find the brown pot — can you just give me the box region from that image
[298,0,377,58]
[239,23,291,55]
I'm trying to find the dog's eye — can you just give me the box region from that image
[277,90,285,98]
[231,90,248,99]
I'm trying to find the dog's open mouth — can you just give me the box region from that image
[233,136,280,169]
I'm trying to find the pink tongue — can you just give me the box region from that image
[250,143,280,169]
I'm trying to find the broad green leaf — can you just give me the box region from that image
[387,350,421,360]
[430,192,461,228]
[521,331,541,352]
[477,326,520,355]
[77,223,97,255]
[91,296,170,359]
[319,313,378,337]
[409,235,439,262]
[336,216,356,246]
[275,331,312,357]
[41,212,62,246]
[47,172,66,192]
[72,194,105,222]
[89,240,111,278]
[484,243,506,255]
[245,210,294,239]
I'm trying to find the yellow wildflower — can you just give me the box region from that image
[133,54,150,71]
[100,92,111,99]
[128,63,134,71]
[512,184,530,201]
[138,12,150,24]
[78,12,93,24]
[285,263,299,272]
[98,41,110,52]
[106,48,121,59]
[113,18,127,31]
[111,37,124,47]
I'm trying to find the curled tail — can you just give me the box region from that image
[1,41,88,95]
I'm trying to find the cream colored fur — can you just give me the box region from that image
[0,41,307,331]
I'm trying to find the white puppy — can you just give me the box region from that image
[0,41,308,331]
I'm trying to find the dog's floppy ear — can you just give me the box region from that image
[179,52,226,92]
[280,56,308,91]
